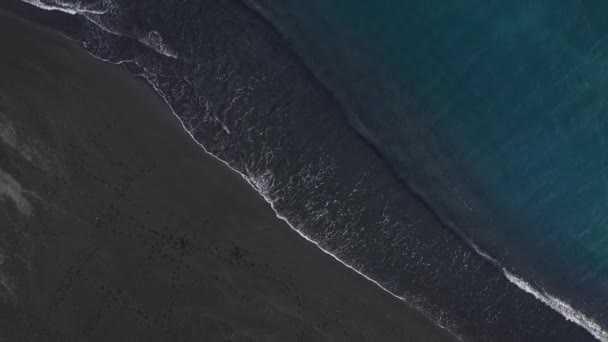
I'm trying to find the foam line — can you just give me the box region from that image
[20,0,107,15]
[113,59,464,341]
[20,0,178,59]
[99,57,608,342]
[504,271,608,341]
[465,234,608,341]
[15,1,608,340]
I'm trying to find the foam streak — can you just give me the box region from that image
[21,0,178,59]
[20,0,107,15]
[504,271,608,341]
[16,1,608,340]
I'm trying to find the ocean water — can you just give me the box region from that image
[5,0,608,340]
[248,0,608,329]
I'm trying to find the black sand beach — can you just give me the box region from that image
[0,11,456,341]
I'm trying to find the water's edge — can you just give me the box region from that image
[236,2,608,341]
[7,0,605,340]
[120,57,462,340]
[3,2,461,339]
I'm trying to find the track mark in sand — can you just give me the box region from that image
[0,114,51,171]
[0,252,16,302]
[0,169,35,216]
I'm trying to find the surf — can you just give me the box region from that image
[14,0,606,340]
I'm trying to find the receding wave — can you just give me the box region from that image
[504,271,608,341]
[13,0,606,340]
[466,236,608,341]
[20,0,107,15]
[20,0,178,58]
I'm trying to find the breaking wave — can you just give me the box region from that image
[13,0,607,340]
[20,0,178,58]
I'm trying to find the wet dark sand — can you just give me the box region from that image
[0,10,456,342]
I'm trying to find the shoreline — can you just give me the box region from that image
[1,0,601,340]
[127,52,461,339]
[206,1,608,340]
[0,9,457,341]
[119,6,604,341]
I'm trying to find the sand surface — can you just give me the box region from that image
[0,10,455,342]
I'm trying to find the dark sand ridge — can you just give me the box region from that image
[0,10,456,342]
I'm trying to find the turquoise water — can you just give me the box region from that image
[249,0,608,322]
[15,0,607,336]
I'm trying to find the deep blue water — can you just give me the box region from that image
[7,0,608,340]
[249,0,608,332]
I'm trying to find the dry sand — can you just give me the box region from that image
[0,10,456,342]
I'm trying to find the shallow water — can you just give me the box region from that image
[249,0,608,325]
[7,0,608,340]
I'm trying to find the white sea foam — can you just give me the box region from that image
[115,59,464,341]
[15,1,608,340]
[119,61,608,342]
[82,15,179,59]
[20,0,107,15]
[20,0,178,59]
[504,271,608,341]
[466,234,608,341]
[138,30,178,59]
